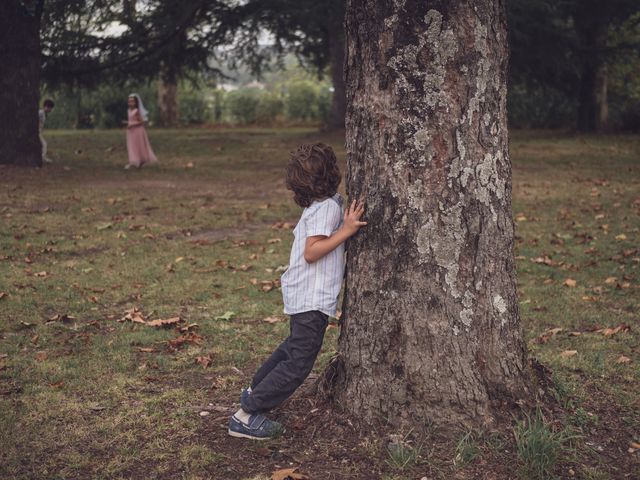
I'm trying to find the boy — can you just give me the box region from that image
[228,143,366,440]
[38,99,55,163]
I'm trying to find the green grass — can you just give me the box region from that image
[1,127,639,478]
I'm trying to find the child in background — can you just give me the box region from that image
[38,99,55,163]
[125,93,157,170]
[228,143,367,440]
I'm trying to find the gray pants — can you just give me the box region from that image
[242,310,328,413]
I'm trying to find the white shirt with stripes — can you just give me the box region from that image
[281,193,344,317]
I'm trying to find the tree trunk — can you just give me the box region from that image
[158,61,179,127]
[577,24,608,132]
[327,3,346,130]
[0,1,42,166]
[332,0,530,429]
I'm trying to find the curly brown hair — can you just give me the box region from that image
[286,143,341,207]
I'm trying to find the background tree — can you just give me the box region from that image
[508,0,640,132]
[0,1,44,166]
[329,0,530,428]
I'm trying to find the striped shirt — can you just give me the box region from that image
[281,194,345,317]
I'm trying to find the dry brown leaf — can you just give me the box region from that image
[119,308,146,324]
[615,234,627,241]
[564,278,577,287]
[0,292,7,299]
[631,441,640,449]
[604,276,617,284]
[178,323,199,333]
[34,271,48,277]
[196,354,213,368]
[35,351,48,361]
[599,324,630,337]
[137,347,156,353]
[267,238,282,244]
[167,333,203,351]
[146,317,182,328]
[263,316,284,324]
[560,350,578,358]
[532,256,556,266]
[271,467,308,480]
[48,313,76,323]
[615,355,631,364]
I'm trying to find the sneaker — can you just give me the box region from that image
[228,413,284,441]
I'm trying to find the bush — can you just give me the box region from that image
[286,80,318,121]
[179,90,210,125]
[225,88,261,124]
[255,92,284,124]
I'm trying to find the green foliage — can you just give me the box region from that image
[255,92,284,123]
[386,437,422,471]
[453,431,480,468]
[514,409,579,480]
[179,89,211,125]
[285,80,318,121]
[225,88,262,124]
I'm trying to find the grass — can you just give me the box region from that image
[1,127,639,479]
[514,409,579,479]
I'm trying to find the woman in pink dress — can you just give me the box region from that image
[125,93,157,169]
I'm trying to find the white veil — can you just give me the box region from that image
[129,93,149,121]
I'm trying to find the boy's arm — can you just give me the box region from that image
[304,200,366,263]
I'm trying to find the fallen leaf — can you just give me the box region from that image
[35,351,48,361]
[267,238,282,244]
[271,467,309,480]
[47,313,76,323]
[34,271,48,278]
[119,308,146,324]
[604,277,617,284]
[0,292,7,299]
[167,333,203,351]
[560,350,578,358]
[196,354,213,368]
[615,355,631,364]
[564,278,577,287]
[146,317,182,328]
[263,316,284,324]
[532,256,556,266]
[178,323,199,333]
[137,347,156,353]
[96,222,113,230]
[49,380,64,388]
[215,311,235,321]
[599,324,630,337]
[615,234,627,241]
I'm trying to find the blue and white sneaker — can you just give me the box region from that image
[228,413,284,440]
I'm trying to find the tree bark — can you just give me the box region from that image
[158,61,179,127]
[332,0,530,429]
[0,1,43,166]
[327,3,346,130]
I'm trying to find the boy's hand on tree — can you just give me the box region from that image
[343,199,367,236]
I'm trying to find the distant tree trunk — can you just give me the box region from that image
[327,3,346,130]
[331,0,530,429]
[577,24,608,132]
[0,1,42,166]
[158,61,179,127]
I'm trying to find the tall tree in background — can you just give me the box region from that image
[508,0,640,132]
[330,0,530,428]
[0,1,44,166]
